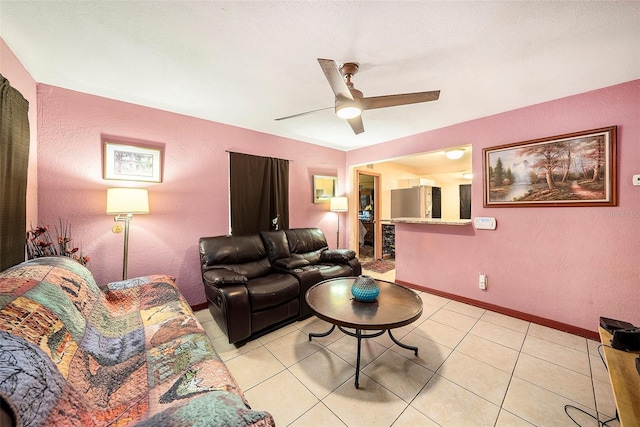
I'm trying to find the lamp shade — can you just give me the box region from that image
[329,196,348,212]
[106,188,149,214]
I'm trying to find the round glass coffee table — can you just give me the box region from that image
[305,277,423,388]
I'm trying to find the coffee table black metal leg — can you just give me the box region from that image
[308,324,417,389]
[355,328,362,389]
[388,330,419,356]
[308,324,336,341]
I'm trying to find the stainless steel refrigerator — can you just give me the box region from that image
[390,186,433,218]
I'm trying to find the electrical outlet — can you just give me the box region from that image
[112,224,123,234]
[633,174,640,186]
[479,273,487,290]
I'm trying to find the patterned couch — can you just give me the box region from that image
[0,256,274,427]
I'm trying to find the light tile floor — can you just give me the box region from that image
[194,269,619,427]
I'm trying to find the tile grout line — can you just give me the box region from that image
[196,299,616,427]
[493,319,532,427]
[404,303,491,425]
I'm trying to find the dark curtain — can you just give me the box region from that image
[0,74,30,271]
[229,152,289,235]
[459,184,472,220]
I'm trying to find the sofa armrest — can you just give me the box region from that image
[203,281,251,343]
[348,257,362,276]
[321,249,357,264]
[203,268,248,286]
[273,256,310,270]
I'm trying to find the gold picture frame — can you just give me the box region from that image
[483,126,617,207]
[313,175,337,203]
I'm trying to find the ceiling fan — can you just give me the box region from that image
[275,58,440,134]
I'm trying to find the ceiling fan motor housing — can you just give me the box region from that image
[335,63,363,118]
[340,62,359,77]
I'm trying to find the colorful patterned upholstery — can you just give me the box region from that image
[0,257,274,426]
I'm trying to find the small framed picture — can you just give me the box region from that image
[103,141,163,183]
[313,175,337,203]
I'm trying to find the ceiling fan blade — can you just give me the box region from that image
[347,116,364,134]
[317,58,354,101]
[362,90,440,111]
[275,106,334,121]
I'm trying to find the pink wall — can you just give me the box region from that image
[36,85,347,305]
[10,24,639,334]
[347,80,640,333]
[1,38,38,227]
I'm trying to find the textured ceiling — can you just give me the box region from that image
[1,1,638,151]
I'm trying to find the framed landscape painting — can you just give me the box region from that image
[483,126,617,207]
[103,141,163,183]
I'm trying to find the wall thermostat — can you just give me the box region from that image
[474,217,496,230]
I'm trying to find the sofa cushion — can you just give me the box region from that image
[245,274,299,311]
[259,230,291,263]
[284,228,329,255]
[273,255,310,270]
[199,234,273,280]
[200,235,270,271]
[223,257,272,280]
[298,248,325,265]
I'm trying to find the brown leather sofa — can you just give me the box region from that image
[260,228,361,317]
[199,228,361,344]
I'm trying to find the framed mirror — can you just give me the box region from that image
[313,175,337,203]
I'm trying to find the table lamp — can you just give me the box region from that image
[329,196,348,249]
[106,188,149,280]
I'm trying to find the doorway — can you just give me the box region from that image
[356,171,381,262]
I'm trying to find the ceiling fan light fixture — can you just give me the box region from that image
[336,106,362,119]
[335,98,362,119]
[445,149,465,160]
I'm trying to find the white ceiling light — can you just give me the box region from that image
[335,98,363,119]
[463,173,473,179]
[445,149,465,160]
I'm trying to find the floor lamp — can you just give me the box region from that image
[106,188,150,280]
[329,196,348,249]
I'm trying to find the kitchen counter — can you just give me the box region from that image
[385,218,472,226]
